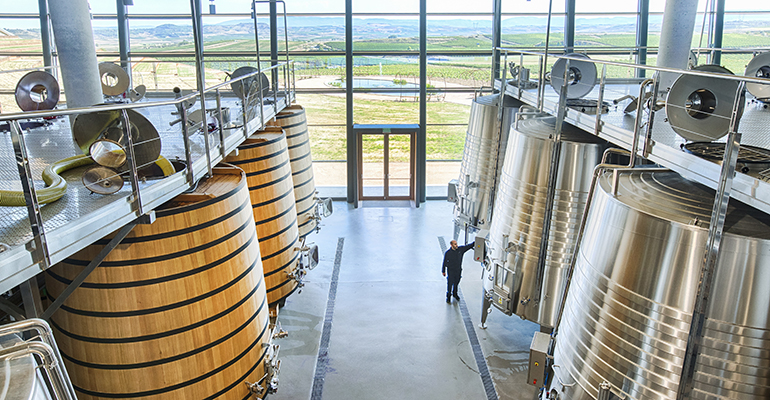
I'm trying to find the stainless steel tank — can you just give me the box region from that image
[454,94,523,230]
[485,116,605,328]
[0,334,53,400]
[551,169,770,399]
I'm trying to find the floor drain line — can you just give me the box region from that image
[310,237,345,400]
[439,236,499,400]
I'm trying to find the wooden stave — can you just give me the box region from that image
[269,105,319,239]
[45,167,270,400]
[226,129,301,306]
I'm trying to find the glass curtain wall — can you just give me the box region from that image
[0,4,51,113]
[425,1,492,197]
[3,1,770,197]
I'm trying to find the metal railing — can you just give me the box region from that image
[491,46,770,400]
[0,60,294,294]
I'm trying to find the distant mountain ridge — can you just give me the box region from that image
[5,15,770,41]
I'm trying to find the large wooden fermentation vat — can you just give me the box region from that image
[268,105,318,239]
[45,165,271,400]
[227,128,301,308]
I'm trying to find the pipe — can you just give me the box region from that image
[0,318,77,400]
[0,155,93,206]
[48,0,104,111]
[656,0,699,93]
[0,342,75,400]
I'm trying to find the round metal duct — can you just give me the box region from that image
[485,116,605,327]
[229,66,270,100]
[454,94,523,229]
[73,109,160,171]
[666,64,740,142]
[550,53,597,99]
[552,169,770,399]
[98,62,130,96]
[15,71,60,112]
[89,139,127,169]
[744,52,770,100]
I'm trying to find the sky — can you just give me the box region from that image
[3,0,769,29]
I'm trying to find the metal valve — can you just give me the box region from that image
[245,342,281,398]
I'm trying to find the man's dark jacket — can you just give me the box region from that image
[442,243,474,278]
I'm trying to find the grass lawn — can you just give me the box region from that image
[297,92,470,162]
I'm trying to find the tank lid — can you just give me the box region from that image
[599,169,770,240]
[515,116,606,144]
[475,93,524,108]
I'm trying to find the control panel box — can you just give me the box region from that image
[447,179,459,203]
[474,229,488,262]
[491,290,512,315]
[528,332,551,388]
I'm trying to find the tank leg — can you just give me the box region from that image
[479,294,492,329]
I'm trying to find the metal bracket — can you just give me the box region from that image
[0,297,24,320]
[676,82,746,400]
[120,109,143,215]
[20,278,44,319]
[41,220,138,320]
[11,121,50,270]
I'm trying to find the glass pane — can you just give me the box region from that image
[296,93,346,160]
[502,2,565,14]
[127,1,190,14]
[295,56,346,89]
[353,2,418,14]
[426,160,460,197]
[352,18,419,51]
[387,134,411,198]
[427,0,491,14]
[361,134,384,198]
[427,55,491,90]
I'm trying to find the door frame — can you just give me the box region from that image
[353,124,419,204]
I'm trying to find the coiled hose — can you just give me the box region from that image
[0,154,93,206]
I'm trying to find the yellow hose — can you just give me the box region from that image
[0,155,176,206]
[0,154,93,206]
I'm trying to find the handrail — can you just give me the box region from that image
[0,60,292,122]
[495,46,770,85]
[0,65,56,75]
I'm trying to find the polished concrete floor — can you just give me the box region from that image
[271,200,539,400]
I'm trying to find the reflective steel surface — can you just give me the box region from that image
[0,334,50,400]
[455,94,522,229]
[552,169,770,399]
[486,116,605,327]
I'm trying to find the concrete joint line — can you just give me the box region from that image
[310,237,345,400]
[439,236,499,400]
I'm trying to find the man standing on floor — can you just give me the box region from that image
[442,239,474,303]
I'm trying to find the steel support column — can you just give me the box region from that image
[418,0,427,204]
[270,0,279,88]
[636,0,649,77]
[711,0,725,65]
[37,0,52,68]
[657,0,698,92]
[117,0,131,76]
[20,279,43,319]
[676,83,746,400]
[564,0,575,53]
[491,0,502,86]
[345,0,356,204]
[189,0,211,177]
[48,0,104,110]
